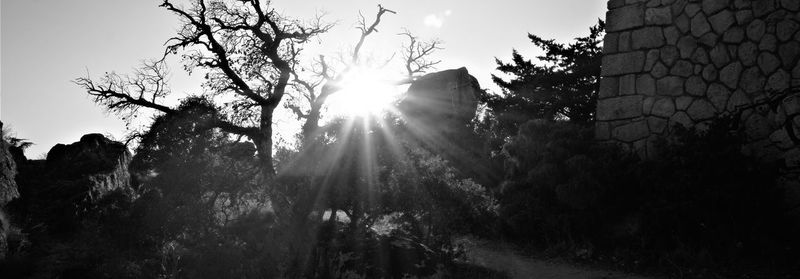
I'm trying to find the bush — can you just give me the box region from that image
[497,119,799,275]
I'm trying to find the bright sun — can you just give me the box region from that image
[324,68,403,118]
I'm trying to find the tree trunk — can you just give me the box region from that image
[257,106,276,177]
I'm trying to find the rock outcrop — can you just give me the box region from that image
[0,122,19,260]
[400,67,482,129]
[0,122,19,205]
[44,133,132,200]
[398,68,499,185]
[14,133,132,227]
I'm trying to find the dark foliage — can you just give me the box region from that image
[487,20,604,137]
[283,116,498,278]
[497,119,799,276]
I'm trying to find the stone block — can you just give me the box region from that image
[664,26,681,45]
[644,49,660,71]
[652,62,670,78]
[735,10,753,25]
[637,74,657,95]
[779,41,800,68]
[738,41,758,66]
[727,44,738,60]
[657,76,685,96]
[604,33,620,54]
[734,0,751,9]
[597,95,644,120]
[671,60,695,77]
[613,120,650,142]
[648,116,669,134]
[652,98,677,117]
[707,83,731,111]
[740,66,766,94]
[759,52,781,75]
[687,99,717,120]
[607,4,645,32]
[602,51,646,76]
[719,61,743,89]
[646,7,673,25]
[753,0,776,18]
[620,74,638,95]
[709,10,736,34]
[670,111,694,127]
[744,113,774,140]
[677,36,698,58]
[781,0,800,11]
[769,129,795,149]
[643,96,656,114]
[727,89,751,111]
[619,31,632,52]
[685,3,701,17]
[632,27,666,49]
[599,77,620,98]
[686,75,708,96]
[691,47,710,64]
[766,69,791,91]
[746,19,766,41]
[782,94,800,115]
[703,64,718,81]
[609,0,628,9]
[701,0,729,15]
[661,46,680,66]
[759,34,777,52]
[676,13,691,33]
[777,19,800,42]
[698,32,719,47]
[670,0,687,14]
[691,13,712,37]
[676,96,694,110]
[710,44,731,68]
[722,26,745,43]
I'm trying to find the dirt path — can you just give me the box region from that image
[461,237,656,279]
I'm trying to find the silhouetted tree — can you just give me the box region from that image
[285,5,443,142]
[487,20,604,135]
[75,1,331,214]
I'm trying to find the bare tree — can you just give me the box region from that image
[399,29,442,79]
[286,5,442,143]
[77,0,331,177]
[281,5,395,142]
[76,0,333,227]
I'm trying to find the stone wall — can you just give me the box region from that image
[597,0,800,170]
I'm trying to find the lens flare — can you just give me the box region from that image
[324,67,402,118]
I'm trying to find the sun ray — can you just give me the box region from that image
[323,67,404,120]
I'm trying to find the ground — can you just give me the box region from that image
[461,237,656,279]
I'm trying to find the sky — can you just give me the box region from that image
[1,0,606,157]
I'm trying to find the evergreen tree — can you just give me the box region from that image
[487,20,604,135]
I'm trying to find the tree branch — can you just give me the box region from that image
[353,5,396,63]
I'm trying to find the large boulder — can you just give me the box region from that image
[0,122,19,205]
[397,68,500,186]
[12,133,132,232]
[42,133,132,204]
[399,67,482,127]
[0,122,19,260]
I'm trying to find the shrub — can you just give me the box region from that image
[497,119,799,274]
